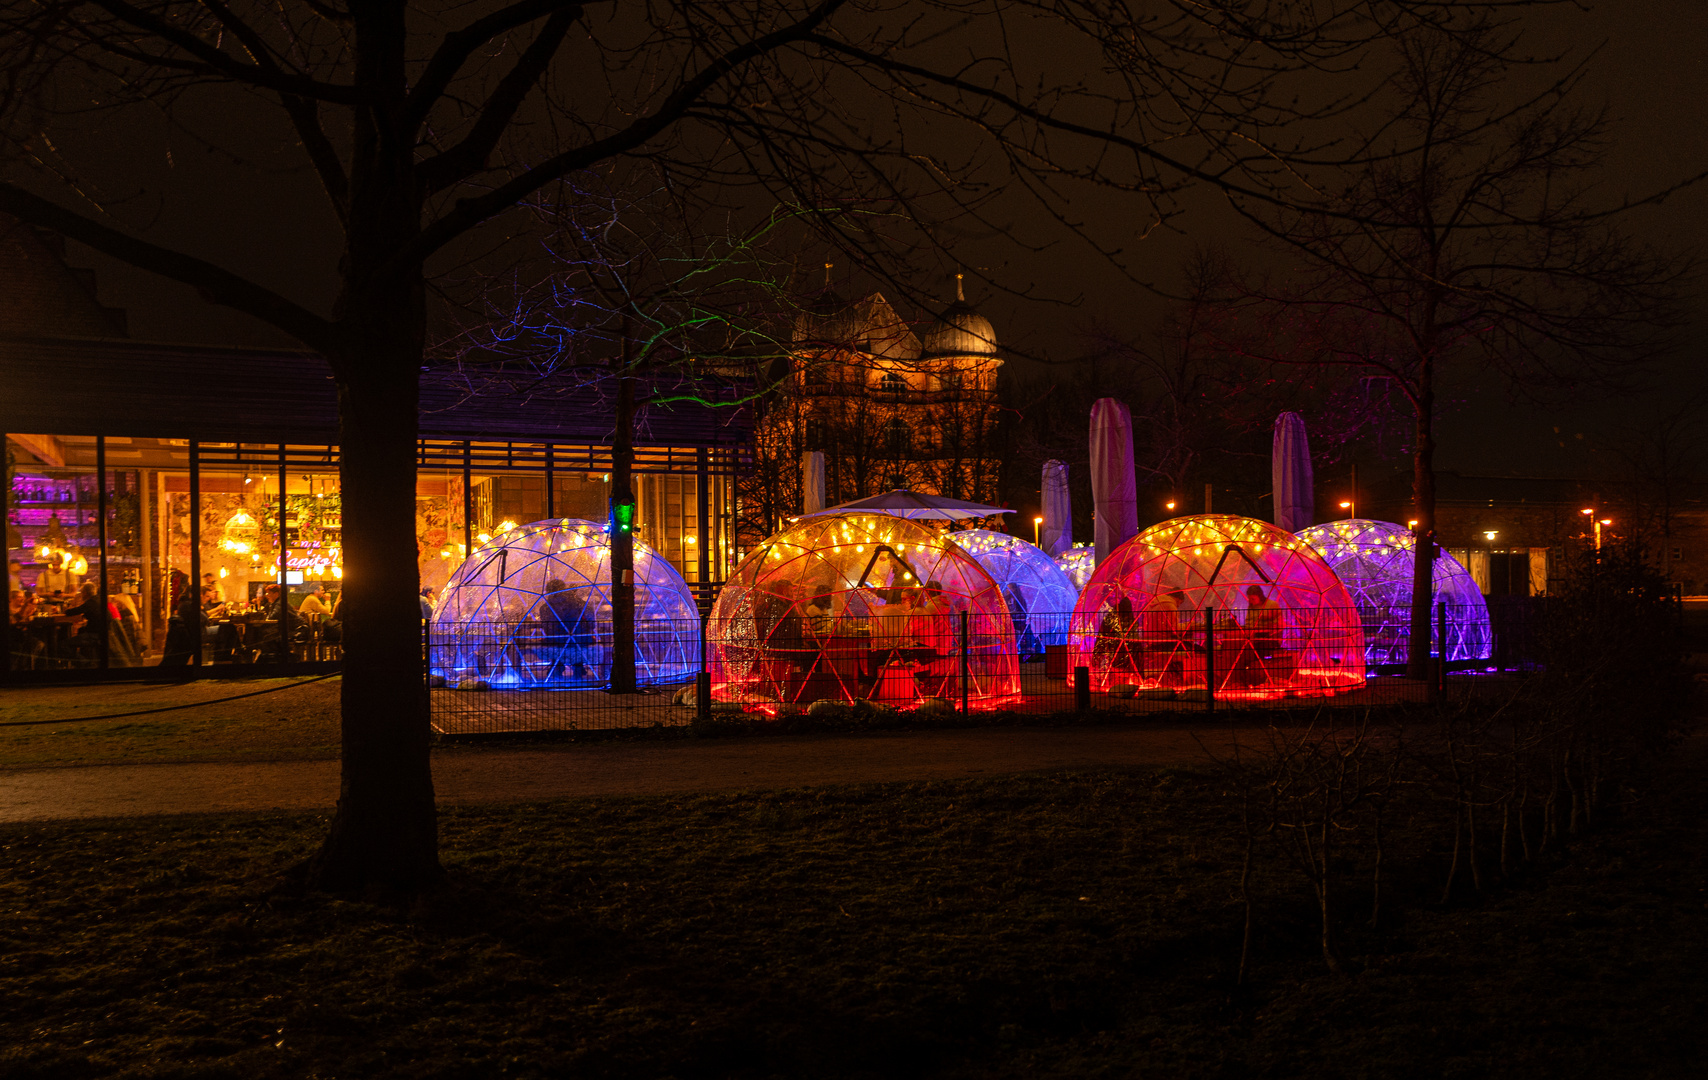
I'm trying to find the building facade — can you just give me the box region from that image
[742,278,1003,541]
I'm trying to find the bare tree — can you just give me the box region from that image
[0,0,1465,892]
[1224,12,1694,678]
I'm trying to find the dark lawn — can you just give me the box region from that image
[2,760,1704,1079]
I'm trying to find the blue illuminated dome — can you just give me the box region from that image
[1054,547,1096,590]
[1296,519,1492,666]
[951,529,1079,658]
[430,519,699,689]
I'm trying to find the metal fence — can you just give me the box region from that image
[428,602,1548,735]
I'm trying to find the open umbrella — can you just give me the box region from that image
[803,489,1012,521]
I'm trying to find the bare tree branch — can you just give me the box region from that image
[0,182,337,355]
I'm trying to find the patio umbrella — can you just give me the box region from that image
[801,451,826,514]
[1040,459,1072,556]
[803,489,1012,521]
[1272,411,1314,534]
[1090,398,1137,563]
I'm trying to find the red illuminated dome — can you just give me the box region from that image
[1070,515,1365,698]
[709,513,1020,711]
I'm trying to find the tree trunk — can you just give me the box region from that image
[304,8,442,892]
[1406,354,1437,679]
[306,363,443,892]
[610,372,637,693]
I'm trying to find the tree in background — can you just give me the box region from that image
[1225,12,1692,677]
[0,0,1466,891]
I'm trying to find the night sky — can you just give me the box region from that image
[52,1,1708,481]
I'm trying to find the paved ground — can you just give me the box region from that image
[0,723,1262,823]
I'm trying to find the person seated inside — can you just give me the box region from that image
[62,581,108,664]
[8,589,47,669]
[160,590,203,666]
[1141,590,1194,647]
[1244,584,1284,654]
[299,583,333,618]
[540,578,590,681]
[249,583,300,661]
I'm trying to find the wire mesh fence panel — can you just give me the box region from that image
[426,602,1556,733]
[428,618,701,733]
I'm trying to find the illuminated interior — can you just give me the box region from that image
[708,512,1020,711]
[1070,514,1365,698]
[429,518,698,689]
[1054,546,1095,589]
[949,528,1079,658]
[1296,519,1492,666]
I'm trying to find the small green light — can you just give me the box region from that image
[611,496,636,536]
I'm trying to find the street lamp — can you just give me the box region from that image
[1582,508,1611,550]
[1165,499,1176,512]
[1339,499,1355,518]
[1483,530,1498,542]
[1033,515,1043,545]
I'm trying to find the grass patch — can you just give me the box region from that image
[2,763,1705,1078]
[0,678,342,768]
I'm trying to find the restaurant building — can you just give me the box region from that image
[2,224,753,680]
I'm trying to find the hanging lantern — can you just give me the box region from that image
[220,509,260,554]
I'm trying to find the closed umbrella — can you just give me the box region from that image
[801,451,826,514]
[1090,398,1137,563]
[1040,459,1072,557]
[804,489,1012,521]
[1272,412,1314,534]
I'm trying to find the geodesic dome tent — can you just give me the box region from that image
[950,529,1079,659]
[430,519,699,689]
[1055,546,1096,590]
[1296,519,1492,667]
[709,513,1020,711]
[1070,515,1365,697]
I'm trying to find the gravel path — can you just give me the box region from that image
[0,724,1256,822]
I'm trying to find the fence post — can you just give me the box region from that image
[1073,665,1090,713]
[1204,606,1215,714]
[1437,600,1448,696]
[697,615,712,725]
[960,610,970,714]
[421,617,432,726]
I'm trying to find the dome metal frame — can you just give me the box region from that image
[708,512,1020,712]
[1070,515,1366,699]
[1296,519,1493,667]
[429,518,699,690]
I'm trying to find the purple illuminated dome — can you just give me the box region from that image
[950,529,1079,658]
[1296,519,1492,666]
[430,519,698,689]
